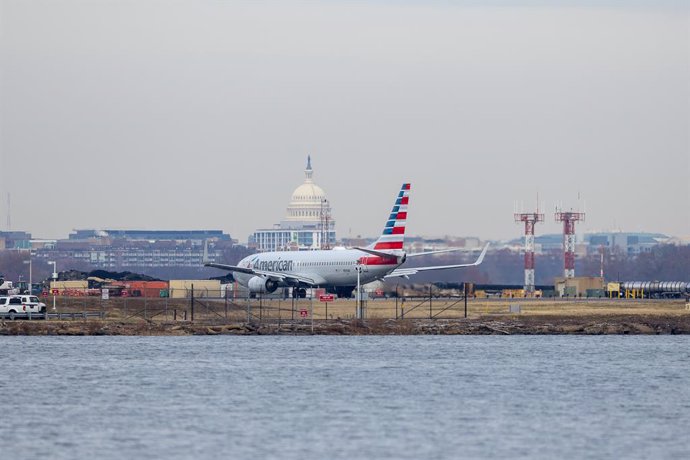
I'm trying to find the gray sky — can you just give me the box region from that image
[1,1,688,243]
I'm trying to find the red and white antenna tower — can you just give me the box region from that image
[555,208,585,278]
[514,206,544,293]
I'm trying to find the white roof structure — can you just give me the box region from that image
[252,156,337,251]
[284,156,333,224]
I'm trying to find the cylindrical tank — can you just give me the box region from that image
[620,281,689,294]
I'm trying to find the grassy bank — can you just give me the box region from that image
[1,298,688,335]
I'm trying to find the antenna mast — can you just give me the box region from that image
[320,199,331,250]
[6,193,10,231]
[555,206,586,279]
[514,204,544,294]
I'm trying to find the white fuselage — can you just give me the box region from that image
[234,248,402,288]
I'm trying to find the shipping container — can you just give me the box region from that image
[127,281,169,298]
[586,289,606,298]
[169,280,221,298]
[50,280,89,295]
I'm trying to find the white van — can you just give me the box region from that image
[0,295,46,319]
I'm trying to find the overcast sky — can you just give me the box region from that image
[1,1,688,243]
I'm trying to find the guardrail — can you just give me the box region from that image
[0,312,106,321]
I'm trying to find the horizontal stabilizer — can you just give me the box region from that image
[354,247,402,259]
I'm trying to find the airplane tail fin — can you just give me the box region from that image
[368,183,410,251]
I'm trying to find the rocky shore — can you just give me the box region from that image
[1,314,689,336]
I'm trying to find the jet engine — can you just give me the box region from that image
[248,276,279,294]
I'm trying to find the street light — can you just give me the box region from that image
[48,261,57,311]
[22,253,33,295]
[355,264,363,319]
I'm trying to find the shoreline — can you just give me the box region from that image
[2,313,689,336]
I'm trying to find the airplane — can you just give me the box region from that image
[205,183,488,298]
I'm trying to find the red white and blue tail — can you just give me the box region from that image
[369,183,410,251]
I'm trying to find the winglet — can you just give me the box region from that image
[474,243,490,266]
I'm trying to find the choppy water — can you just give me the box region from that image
[1,336,688,459]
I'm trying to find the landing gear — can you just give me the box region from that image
[292,288,307,299]
[334,286,355,299]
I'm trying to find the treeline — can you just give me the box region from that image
[0,244,687,285]
[396,244,690,285]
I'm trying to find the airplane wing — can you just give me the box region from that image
[204,262,318,285]
[384,243,489,279]
[406,248,468,257]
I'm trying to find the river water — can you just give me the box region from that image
[1,336,688,459]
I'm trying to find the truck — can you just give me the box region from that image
[0,295,47,319]
[0,277,20,296]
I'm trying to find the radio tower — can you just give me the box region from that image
[514,208,544,293]
[320,198,331,250]
[555,209,585,278]
[6,193,10,231]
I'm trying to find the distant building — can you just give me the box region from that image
[0,231,32,250]
[584,232,668,255]
[68,229,230,243]
[405,236,481,253]
[251,156,336,251]
[30,229,233,269]
[505,231,670,256]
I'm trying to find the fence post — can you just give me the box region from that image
[464,282,468,318]
[190,284,194,322]
[429,285,432,319]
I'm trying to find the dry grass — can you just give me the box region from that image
[42,295,689,323]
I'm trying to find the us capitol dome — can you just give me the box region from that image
[251,156,336,251]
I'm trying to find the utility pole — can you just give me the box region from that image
[48,261,57,311]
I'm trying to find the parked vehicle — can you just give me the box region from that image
[0,295,46,319]
[18,295,47,313]
[0,280,20,296]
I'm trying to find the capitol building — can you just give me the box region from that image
[250,157,336,251]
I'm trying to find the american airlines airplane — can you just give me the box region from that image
[205,183,488,297]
